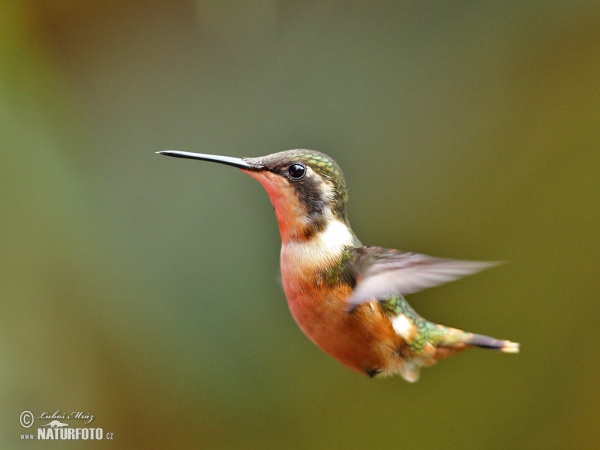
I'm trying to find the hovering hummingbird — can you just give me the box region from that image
[158,149,519,382]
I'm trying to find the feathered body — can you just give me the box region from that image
[159,149,519,382]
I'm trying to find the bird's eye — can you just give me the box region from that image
[288,163,306,179]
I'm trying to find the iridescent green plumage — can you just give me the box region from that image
[379,295,441,354]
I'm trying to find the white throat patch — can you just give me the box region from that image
[281,219,354,269]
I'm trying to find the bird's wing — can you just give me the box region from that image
[345,246,499,309]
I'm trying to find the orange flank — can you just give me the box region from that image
[285,263,402,376]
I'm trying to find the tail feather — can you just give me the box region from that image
[432,324,520,354]
[467,333,520,353]
[392,324,519,381]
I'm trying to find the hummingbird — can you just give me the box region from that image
[157,149,519,382]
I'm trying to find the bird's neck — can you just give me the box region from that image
[265,188,360,273]
[281,217,358,269]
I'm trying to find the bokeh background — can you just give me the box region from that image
[2,1,599,448]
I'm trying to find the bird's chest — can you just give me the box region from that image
[279,240,344,322]
[280,242,400,373]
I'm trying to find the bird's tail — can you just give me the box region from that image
[432,324,520,358]
[394,322,519,382]
[465,333,520,353]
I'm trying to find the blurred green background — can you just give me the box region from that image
[2,1,599,448]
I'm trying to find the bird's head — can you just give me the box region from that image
[158,149,350,242]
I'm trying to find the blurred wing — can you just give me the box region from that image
[346,247,499,308]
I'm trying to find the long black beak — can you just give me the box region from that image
[156,150,261,170]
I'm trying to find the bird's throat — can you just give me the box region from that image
[242,168,359,281]
[281,219,356,273]
[243,169,333,243]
